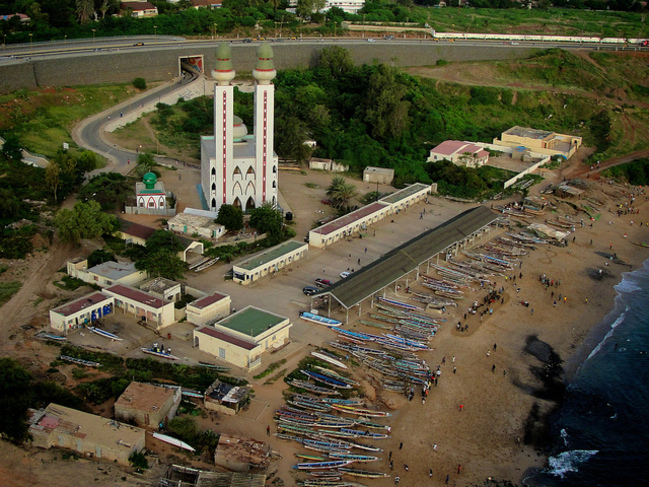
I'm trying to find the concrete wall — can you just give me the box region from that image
[0,43,538,93]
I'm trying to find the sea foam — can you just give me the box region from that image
[586,308,628,361]
[547,450,599,478]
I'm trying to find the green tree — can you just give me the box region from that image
[275,115,313,163]
[0,358,33,443]
[76,0,95,23]
[216,204,244,232]
[296,0,326,19]
[45,163,61,203]
[0,134,22,163]
[135,152,156,177]
[326,176,358,210]
[249,203,283,236]
[134,230,186,280]
[87,248,116,267]
[145,229,184,254]
[363,65,410,140]
[55,200,118,244]
[79,172,131,211]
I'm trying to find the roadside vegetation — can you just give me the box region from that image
[2,2,647,46]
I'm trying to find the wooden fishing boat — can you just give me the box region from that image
[35,331,67,341]
[198,361,231,372]
[308,470,342,477]
[340,428,389,439]
[288,380,341,396]
[369,314,399,324]
[311,351,348,369]
[358,320,392,330]
[377,297,422,311]
[296,454,327,461]
[303,438,352,450]
[288,400,333,412]
[293,460,353,470]
[338,467,389,478]
[275,433,304,442]
[300,311,344,328]
[329,452,380,463]
[331,405,391,417]
[141,347,180,360]
[89,327,123,341]
[302,370,353,389]
[313,366,359,386]
[60,355,100,367]
[152,432,195,452]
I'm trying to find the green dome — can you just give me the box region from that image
[143,172,157,190]
[256,42,274,60]
[215,43,233,72]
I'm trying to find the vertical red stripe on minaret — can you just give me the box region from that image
[262,90,267,202]
[222,91,227,204]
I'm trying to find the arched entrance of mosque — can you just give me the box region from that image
[245,197,256,211]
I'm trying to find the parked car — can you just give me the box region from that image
[367,38,375,42]
[315,278,332,288]
[339,271,351,279]
[133,42,144,46]
[303,286,320,296]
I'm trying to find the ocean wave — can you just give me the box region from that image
[586,308,628,361]
[615,278,641,294]
[547,450,598,478]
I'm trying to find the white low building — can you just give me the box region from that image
[232,240,308,285]
[66,258,147,288]
[363,166,394,185]
[428,140,489,168]
[49,292,114,334]
[104,284,175,330]
[308,183,431,249]
[167,210,225,240]
[186,291,231,327]
[287,0,365,13]
[193,306,291,370]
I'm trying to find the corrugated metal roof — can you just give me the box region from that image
[323,206,499,309]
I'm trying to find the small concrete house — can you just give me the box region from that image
[204,379,251,416]
[49,292,114,333]
[114,382,181,430]
[428,140,489,168]
[28,404,145,465]
[186,291,231,327]
[67,258,147,288]
[363,166,395,185]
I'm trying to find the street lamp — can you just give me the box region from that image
[28,33,33,46]
[64,34,67,46]
[92,28,96,47]
[154,25,157,44]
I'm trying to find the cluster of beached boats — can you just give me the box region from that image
[277,353,394,485]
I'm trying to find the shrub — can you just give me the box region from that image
[133,78,147,90]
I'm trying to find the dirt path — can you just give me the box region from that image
[0,238,76,347]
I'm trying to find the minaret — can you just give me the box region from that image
[252,43,278,207]
[209,43,235,211]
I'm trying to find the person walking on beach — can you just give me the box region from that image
[430,468,433,478]
[492,364,496,373]
[404,464,409,472]
[445,474,450,484]
[389,451,392,460]
[459,404,464,412]
[503,369,507,377]
[266,425,270,436]
[458,464,462,474]
[433,443,438,451]
[493,343,497,351]
[394,475,400,485]
[399,442,403,450]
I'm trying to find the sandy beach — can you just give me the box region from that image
[1,165,648,487]
[252,174,649,486]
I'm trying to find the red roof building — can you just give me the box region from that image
[428,140,489,168]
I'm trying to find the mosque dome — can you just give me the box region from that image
[143,172,157,190]
[252,43,276,84]
[233,115,248,139]
[212,43,235,85]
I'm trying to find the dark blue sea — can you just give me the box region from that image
[526,260,649,486]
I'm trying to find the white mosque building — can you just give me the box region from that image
[201,43,279,213]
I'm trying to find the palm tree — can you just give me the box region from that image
[326,176,358,210]
[76,0,95,24]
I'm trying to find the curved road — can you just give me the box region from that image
[74,73,198,174]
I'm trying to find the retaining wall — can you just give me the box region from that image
[0,43,537,93]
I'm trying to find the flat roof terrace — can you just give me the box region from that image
[52,292,111,317]
[503,126,553,140]
[217,306,286,338]
[312,201,388,235]
[236,240,305,271]
[380,183,430,205]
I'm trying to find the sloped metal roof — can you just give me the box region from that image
[323,206,499,309]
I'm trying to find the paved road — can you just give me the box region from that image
[74,74,198,175]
